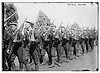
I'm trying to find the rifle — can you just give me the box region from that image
[13,18,27,41]
[39,20,54,36]
[55,21,63,34]
[7,42,15,59]
[45,20,54,35]
[4,11,16,23]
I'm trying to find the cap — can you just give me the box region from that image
[26,21,34,25]
[8,23,17,26]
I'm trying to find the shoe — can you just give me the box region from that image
[57,63,61,67]
[77,55,80,57]
[65,59,69,63]
[49,64,55,68]
[40,62,46,66]
[69,57,73,60]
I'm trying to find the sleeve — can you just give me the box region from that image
[17,33,24,42]
[29,31,32,41]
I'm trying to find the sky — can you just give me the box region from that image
[14,2,98,29]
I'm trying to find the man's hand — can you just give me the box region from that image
[7,49,10,54]
[13,39,17,42]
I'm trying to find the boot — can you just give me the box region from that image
[49,63,55,68]
[65,58,69,63]
[35,64,39,71]
[25,64,32,71]
[40,56,46,66]
[19,63,23,71]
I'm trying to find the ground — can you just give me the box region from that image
[14,45,98,71]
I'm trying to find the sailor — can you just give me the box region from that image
[29,24,40,71]
[84,28,90,53]
[70,28,78,59]
[3,23,17,71]
[60,26,69,63]
[80,29,86,55]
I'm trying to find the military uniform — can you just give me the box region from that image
[76,35,82,56]
[61,31,69,62]
[53,37,61,61]
[79,34,86,55]
[3,29,16,71]
[3,23,18,71]
[15,32,24,70]
[29,29,40,71]
[48,33,55,67]
[68,35,74,60]
[18,29,33,71]
[39,33,49,65]
[53,31,64,66]
[84,31,90,53]
[3,29,10,70]
[89,29,96,51]
[71,35,78,58]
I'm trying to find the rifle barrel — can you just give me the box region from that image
[4,11,16,23]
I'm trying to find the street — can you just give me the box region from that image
[14,46,98,71]
[39,46,98,71]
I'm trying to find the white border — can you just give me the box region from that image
[0,0,99,73]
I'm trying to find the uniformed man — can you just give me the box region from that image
[84,28,91,53]
[16,31,24,70]
[89,27,96,51]
[17,28,33,71]
[48,28,55,68]
[51,26,64,67]
[60,26,69,63]
[39,31,47,66]
[66,30,72,60]
[68,30,74,60]
[29,24,40,71]
[80,29,86,55]
[77,29,83,56]
[3,23,17,71]
[3,27,10,71]
[70,28,78,59]
[48,25,59,68]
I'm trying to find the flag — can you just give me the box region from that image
[36,10,51,28]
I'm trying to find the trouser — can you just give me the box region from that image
[6,42,17,71]
[31,49,39,71]
[89,39,94,51]
[74,43,78,56]
[85,39,91,53]
[72,41,77,57]
[40,48,46,64]
[2,50,9,71]
[7,53,16,71]
[53,39,62,63]
[2,41,8,71]
[62,42,69,60]
[67,43,73,59]
[76,41,83,56]
[30,42,39,71]
[56,43,63,63]
[2,41,10,71]
[80,40,86,54]
[48,39,55,65]
[40,40,52,65]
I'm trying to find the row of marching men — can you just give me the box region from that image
[3,22,98,71]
